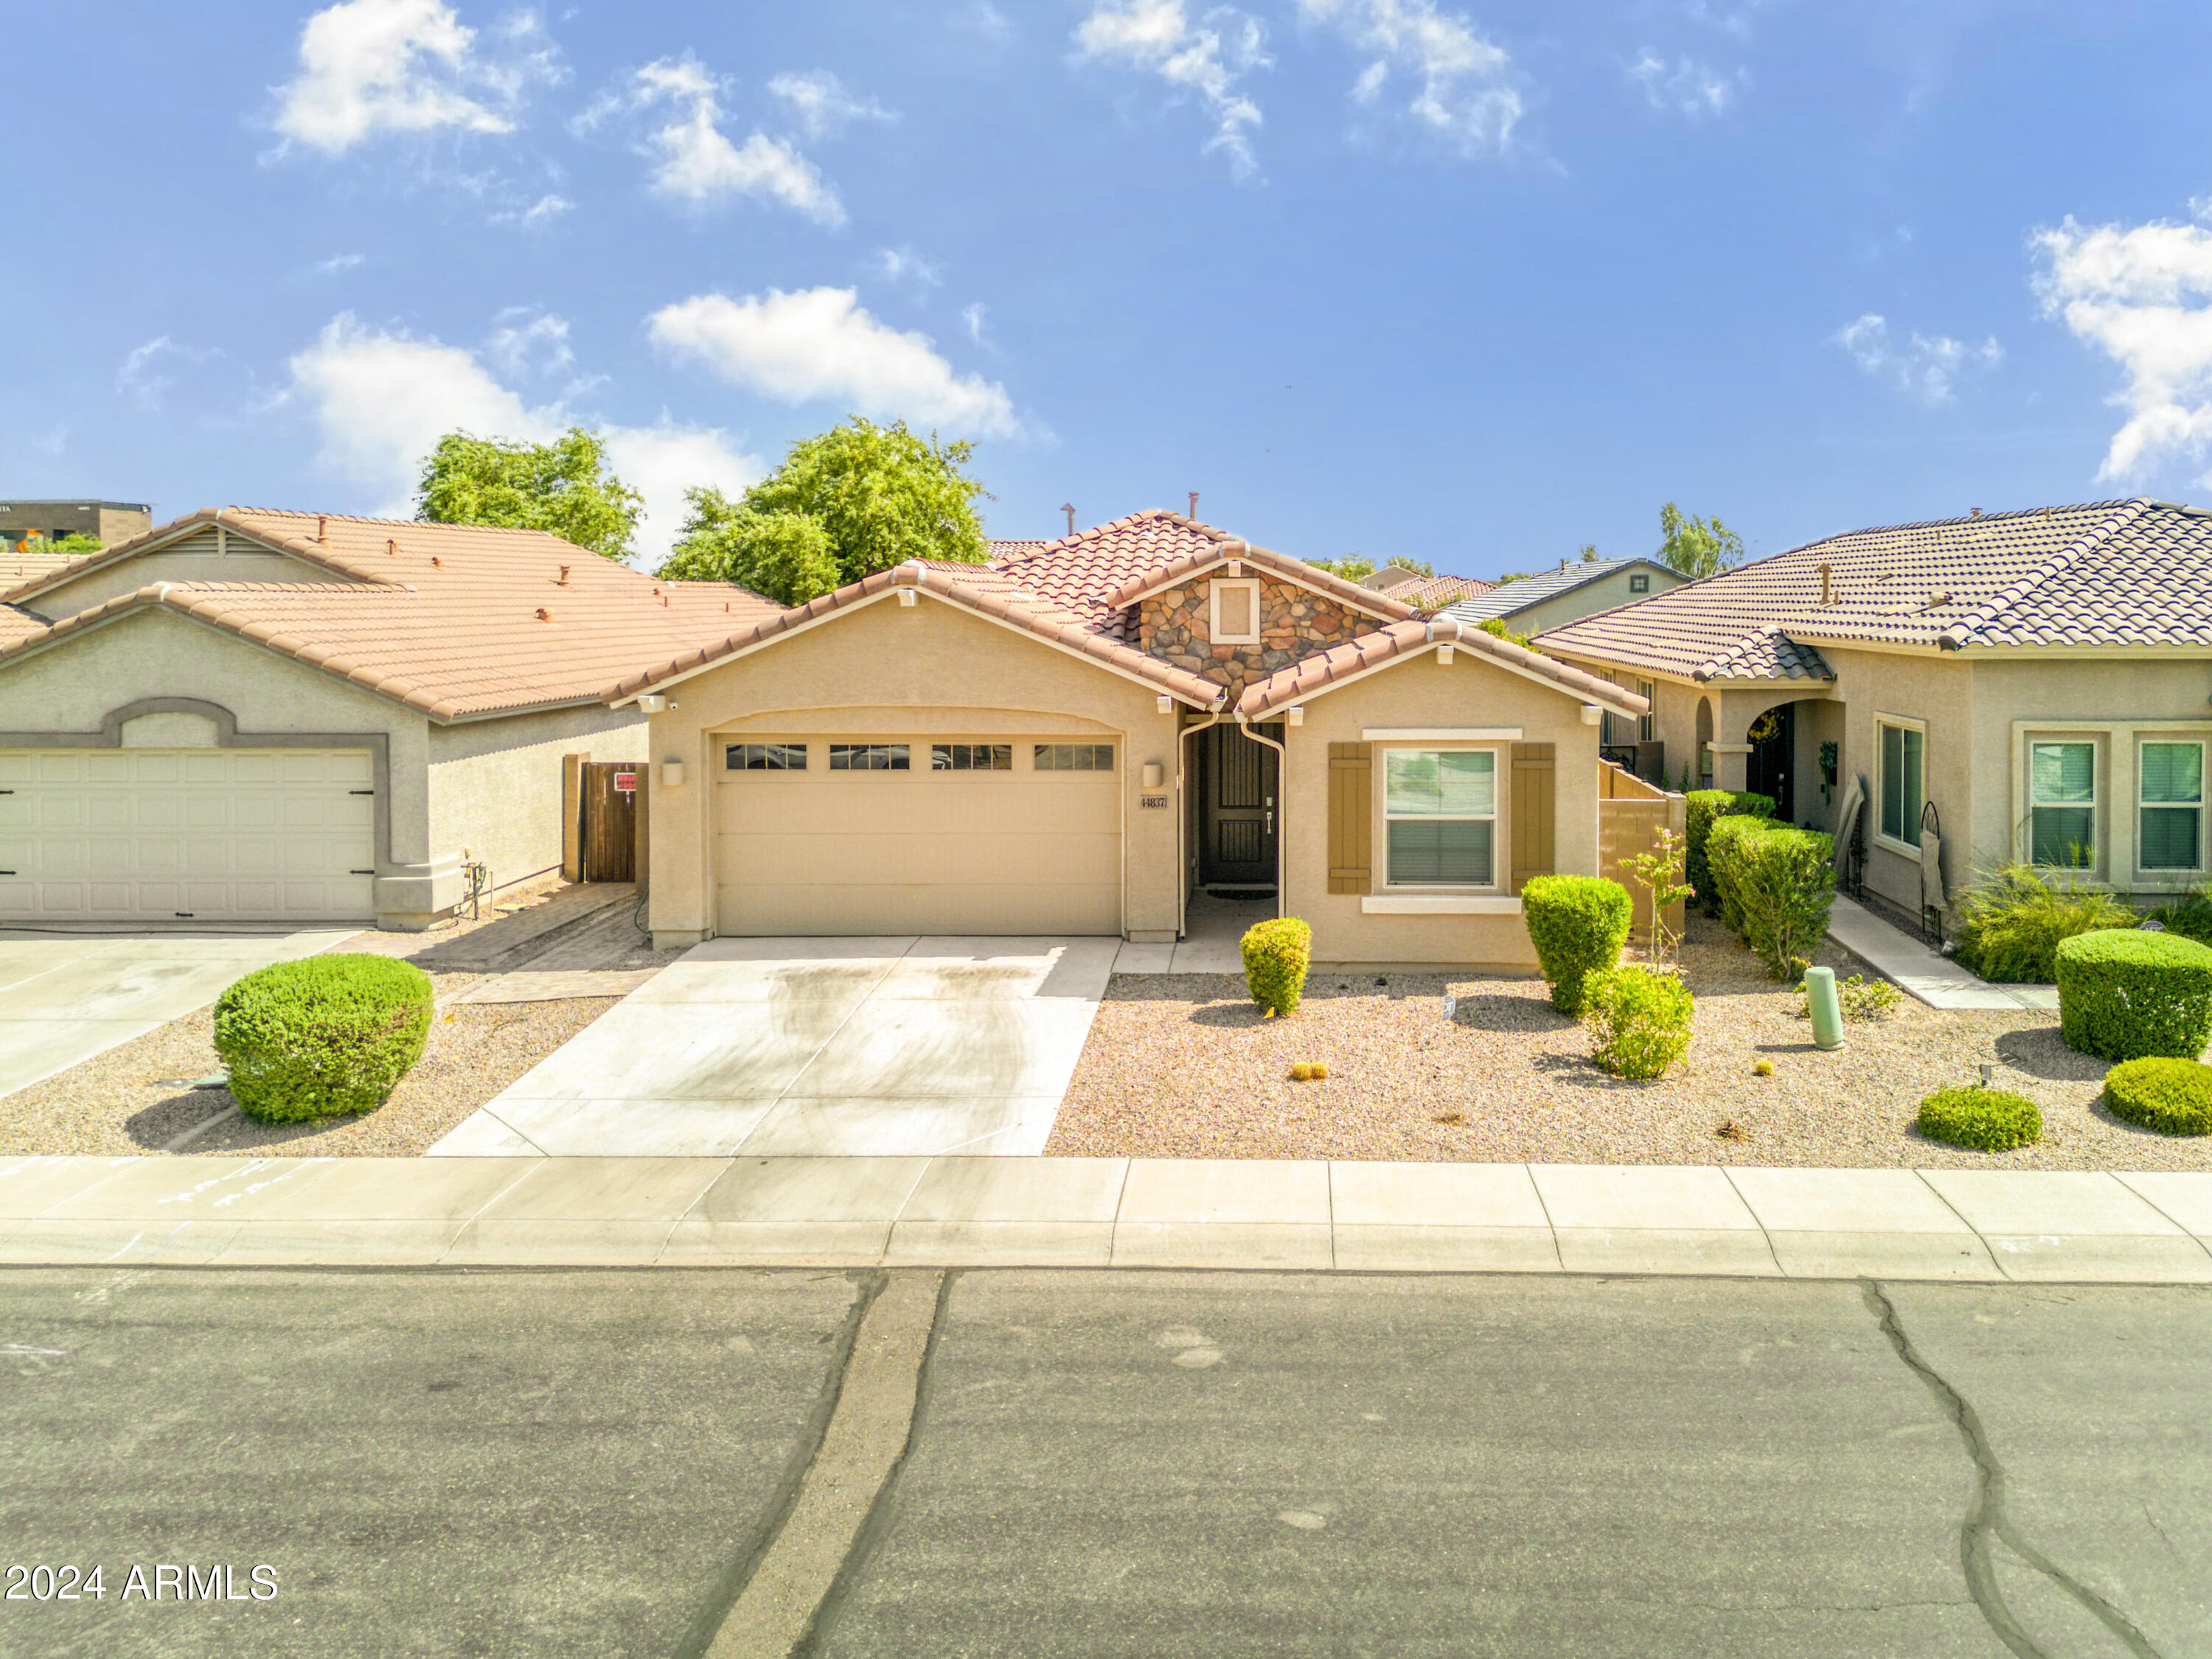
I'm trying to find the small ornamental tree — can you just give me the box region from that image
[1619,826,1693,970]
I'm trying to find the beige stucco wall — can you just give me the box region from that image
[28,549,349,619]
[1284,650,1605,967]
[0,608,436,923]
[1510,567,1684,637]
[426,704,645,902]
[641,594,1185,945]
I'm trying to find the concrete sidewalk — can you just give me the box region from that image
[1826,895,2059,1011]
[5,1152,2210,1282]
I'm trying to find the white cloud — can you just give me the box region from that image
[1074,0,1269,180]
[1629,52,1740,117]
[484,306,574,378]
[117,337,222,412]
[767,69,896,139]
[2034,212,2212,484]
[491,191,572,228]
[577,56,844,225]
[948,0,1014,43]
[648,288,1023,438]
[271,0,560,154]
[1834,313,2002,406]
[314,251,368,274]
[961,302,990,347]
[281,311,759,561]
[1298,0,1518,155]
[875,246,945,289]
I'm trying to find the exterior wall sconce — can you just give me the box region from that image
[1287,706,1304,727]
[661,759,685,788]
[1582,704,1603,725]
[637,694,668,714]
[1156,694,1174,714]
[1141,761,1166,788]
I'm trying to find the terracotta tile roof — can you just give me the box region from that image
[1376,574,1495,606]
[611,557,1230,708]
[0,605,44,649]
[990,509,1233,627]
[1237,615,1647,720]
[1102,534,1419,622]
[0,550,87,591]
[1443,557,1674,622]
[0,508,781,720]
[1534,500,2212,681]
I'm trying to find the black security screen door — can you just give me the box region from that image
[1201,723,1279,886]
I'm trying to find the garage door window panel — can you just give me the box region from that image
[933,743,1012,771]
[831,743,909,771]
[1034,744,1115,772]
[728,742,806,771]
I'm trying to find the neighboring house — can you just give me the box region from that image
[608,509,1648,967]
[1367,571,1497,607]
[1537,499,2212,922]
[1444,557,1685,639]
[0,508,776,929]
[1,498,152,552]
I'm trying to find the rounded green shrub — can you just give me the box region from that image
[1581,964,1694,1079]
[1916,1087,2042,1152]
[1522,875,1634,1016]
[2102,1057,2212,1135]
[1684,789,1775,917]
[1711,818,1836,980]
[214,954,434,1124]
[2054,929,2212,1061]
[1240,917,1313,1017]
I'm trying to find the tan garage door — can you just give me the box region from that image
[0,748,376,922]
[715,736,1121,935]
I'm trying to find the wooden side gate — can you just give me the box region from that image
[580,762,643,883]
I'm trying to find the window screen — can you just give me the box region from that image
[1879,723,1923,847]
[1034,743,1114,771]
[830,743,910,771]
[931,743,1012,771]
[2140,741,2202,871]
[2028,741,2095,868]
[726,742,806,771]
[1384,750,1496,886]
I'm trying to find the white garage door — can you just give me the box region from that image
[715,736,1121,935]
[0,748,376,923]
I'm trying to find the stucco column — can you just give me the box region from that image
[1707,741,1752,793]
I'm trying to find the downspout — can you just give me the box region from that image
[1177,701,1225,939]
[1235,709,1289,919]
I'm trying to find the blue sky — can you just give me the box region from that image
[9,0,2212,576]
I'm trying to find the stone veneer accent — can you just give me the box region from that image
[1137,574,1381,702]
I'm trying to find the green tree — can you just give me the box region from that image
[656,417,989,604]
[1655,503,1745,580]
[1579,543,1601,562]
[17,532,102,555]
[415,428,643,561]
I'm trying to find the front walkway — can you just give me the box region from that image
[1828,895,2059,1011]
[0,927,358,1099]
[428,936,1116,1158]
[7,1152,2209,1281]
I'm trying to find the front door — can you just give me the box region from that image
[1200,723,1279,886]
[1747,702,1795,825]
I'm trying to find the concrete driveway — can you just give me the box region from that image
[0,928,359,1099]
[429,936,1117,1158]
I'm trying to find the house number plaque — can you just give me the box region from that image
[1139,795,1169,810]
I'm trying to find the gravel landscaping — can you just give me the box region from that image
[1046,915,2212,1170]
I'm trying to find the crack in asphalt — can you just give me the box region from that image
[1862,1281,2164,1659]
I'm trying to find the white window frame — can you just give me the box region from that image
[2025,735,2099,873]
[1636,681,1656,744]
[1209,577,1262,645]
[2138,737,2205,875]
[1874,713,1926,860]
[1374,742,1503,894]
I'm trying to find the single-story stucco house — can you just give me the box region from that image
[1537,498,2212,924]
[0,508,777,929]
[605,510,1655,967]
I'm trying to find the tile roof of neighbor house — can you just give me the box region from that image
[1536,498,2212,682]
[1442,557,1673,623]
[0,508,782,720]
[1375,574,1495,607]
[1237,615,1646,720]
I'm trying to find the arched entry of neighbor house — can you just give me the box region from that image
[1745,701,1795,824]
[1694,698,1714,788]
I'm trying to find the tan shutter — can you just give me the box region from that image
[1511,741,1556,894]
[1328,742,1371,894]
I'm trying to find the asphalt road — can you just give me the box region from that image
[2,1267,2205,1659]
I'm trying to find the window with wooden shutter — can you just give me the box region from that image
[1510,741,1555,893]
[1328,742,1371,893]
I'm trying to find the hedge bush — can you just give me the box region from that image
[1581,964,1694,1079]
[1952,862,2139,984]
[1711,818,1836,981]
[1522,875,1634,1017]
[1683,789,1775,917]
[1916,1087,2042,1152]
[2102,1057,2212,1135]
[2055,929,2212,1061]
[2143,895,2212,948]
[213,954,434,1124]
[1241,917,1313,1017]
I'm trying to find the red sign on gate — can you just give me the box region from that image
[613,771,638,794]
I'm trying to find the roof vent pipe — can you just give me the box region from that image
[1819,563,1832,605]
[1188,491,1199,520]
[317,515,328,543]
[1060,503,1076,536]
[1969,506,1982,518]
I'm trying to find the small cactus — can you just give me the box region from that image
[1753,1057,1774,1077]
